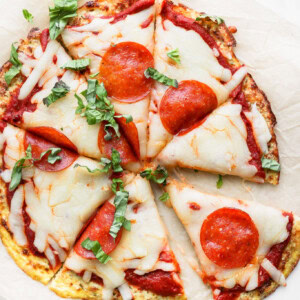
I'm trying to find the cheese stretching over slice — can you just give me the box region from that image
[166,180,290,291]
[0,125,113,265]
[62,6,155,159]
[64,176,179,300]
[158,102,271,181]
[147,15,247,158]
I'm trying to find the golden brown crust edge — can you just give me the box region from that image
[0,178,58,285]
[238,217,300,299]
[49,266,186,300]
[172,2,280,185]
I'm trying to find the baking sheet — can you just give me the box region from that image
[0,0,299,299]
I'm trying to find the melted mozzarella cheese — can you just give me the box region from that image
[62,7,155,159]
[65,176,177,300]
[245,104,272,153]
[1,125,113,261]
[158,102,260,180]
[166,180,289,291]
[147,16,246,158]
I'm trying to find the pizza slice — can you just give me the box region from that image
[148,0,279,184]
[50,175,185,299]
[0,123,135,284]
[0,28,140,169]
[165,179,300,299]
[61,0,156,159]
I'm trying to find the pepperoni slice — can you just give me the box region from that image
[24,132,78,172]
[160,80,218,135]
[99,42,154,102]
[74,201,123,259]
[116,116,140,159]
[200,207,259,269]
[98,122,138,165]
[28,127,78,153]
[40,28,49,52]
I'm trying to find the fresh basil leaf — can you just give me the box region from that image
[261,157,281,172]
[61,58,90,70]
[111,178,124,194]
[49,0,78,40]
[109,189,130,239]
[90,72,99,78]
[81,238,111,264]
[43,80,70,107]
[123,218,131,231]
[40,148,62,164]
[78,80,123,140]
[196,14,224,25]
[99,157,112,173]
[159,192,170,202]
[5,44,23,85]
[73,163,104,173]
[75,93,85,114]
[9,145,33,191]
[144,67,178,88]
[167,48,181,64]
[140,165,169,186]
[111,148,123,173]
[114,114,133,123]
[23,9,34,23]
[216,175,223,189]
[5,65,22,85]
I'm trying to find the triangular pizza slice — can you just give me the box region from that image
[0,28,140,169]
[165,179,300,299]
[148,0,279,184]
[0,123,134,284]
[61,0,156,159]
[50,175,185,300]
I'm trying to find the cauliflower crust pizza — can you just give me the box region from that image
[0,1,298,300]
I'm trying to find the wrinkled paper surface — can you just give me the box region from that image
[0,0,299,299]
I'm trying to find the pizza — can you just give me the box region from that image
[148,0,279,184]
[0,0,298,299]
[166,179,300,300]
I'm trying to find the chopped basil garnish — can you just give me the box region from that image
[61,58,90,71]
[9,145,62,191]
[216,175,223,189]
[261,157,281,172]
[159,192,170,202]
[49,0,78,40]
[73,164,104,173]
[5,44,23,86]
[22,9,34,23]
[196,14,224,25]
[144,67,178,88]
[140,165,169,186]
[90,72,99,78]
[109,181,131,239]
[81,238,111,264]
[75,80,132,140]
[111,178,124,194]
[40,148,62,164]
[43,80,70,107]
[167,48,181,64]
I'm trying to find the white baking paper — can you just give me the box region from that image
[0,0,299,299]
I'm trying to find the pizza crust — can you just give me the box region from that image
[49,266,186,300]
[237,216,300,299]
[163,1,280,185]
[0,178,58,284]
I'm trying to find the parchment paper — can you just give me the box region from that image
[0,0,299,299]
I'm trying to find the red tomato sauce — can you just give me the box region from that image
[140,14,153,28]
[232,86,265,179]
[161,0,236,73]
[125,269,183,296]
[3,85,40,125]
[111,0,155,24]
